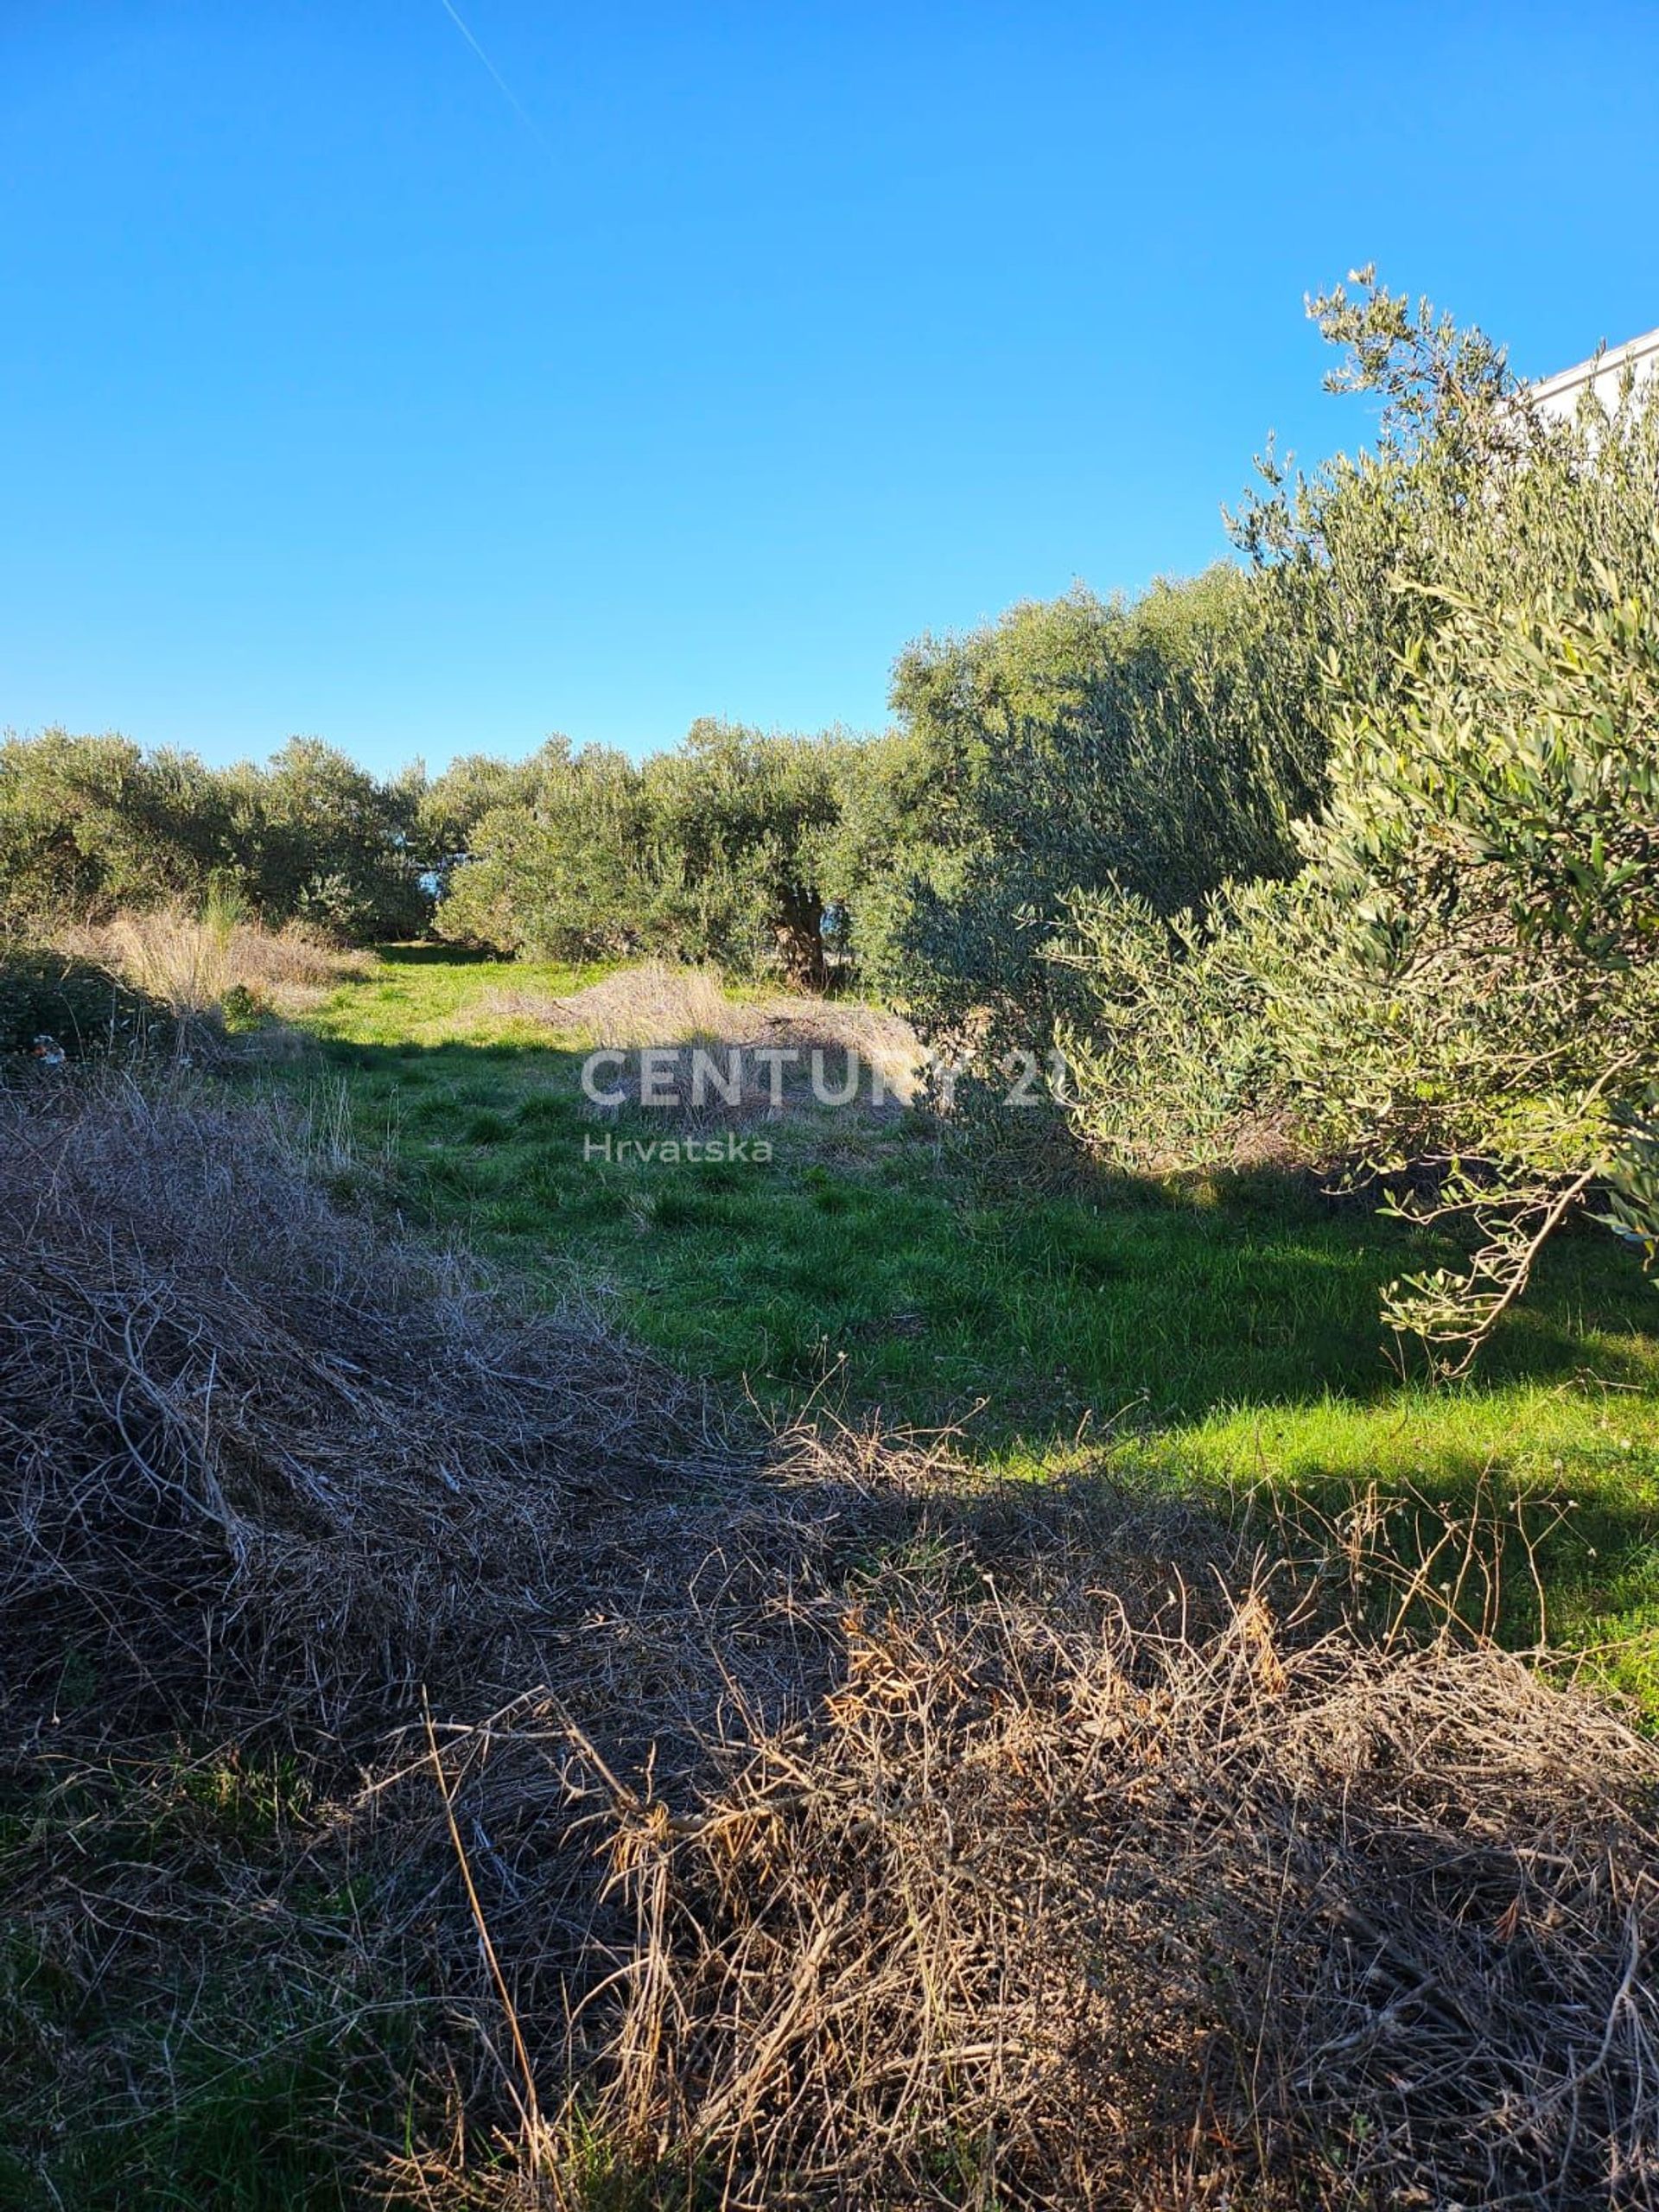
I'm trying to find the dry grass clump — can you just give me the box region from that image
[496,961,741,1051]
[490,960,924,1116]
[56,906,371,1021]
[774,994,923,1107]
[0,1073,702,1738]
[568,1507,1659,2211]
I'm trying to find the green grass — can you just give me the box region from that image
[270,945,1659,1710]
[12,944,1659,2209]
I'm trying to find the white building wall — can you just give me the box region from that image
[1531,326,1659,423]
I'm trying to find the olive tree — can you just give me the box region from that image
[642,721,847,986]
[1058,270,1659,1365]
[433,739,652,960]
[862,568,1322,1083]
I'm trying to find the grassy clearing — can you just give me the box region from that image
[8,956,1659,2209]
[284,946,1659,1708]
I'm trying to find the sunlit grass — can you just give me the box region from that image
[286,945,1659,1711]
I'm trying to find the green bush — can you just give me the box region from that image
[0,945,172,1066]
[0,730,433,945]
[849,566,1323,1079]
[431,737,654,960]
[1057,270,1659,1363]
[432,722,849,984]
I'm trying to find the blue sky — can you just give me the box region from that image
[3,1,1656,777]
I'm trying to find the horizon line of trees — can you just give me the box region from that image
[1,544,1313,988]
[8,268,1659,1364]
[0,730,433,945]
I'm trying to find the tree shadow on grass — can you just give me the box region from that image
[264,1027,1659,1427]
[375,939,498,966]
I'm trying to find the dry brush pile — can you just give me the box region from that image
[575,1528,1659,2209]
[0,1071,712,1742]
[3,1071,1659,2209]
[0,1071,882,2199]
[54,906,373,1020]
[486,959,925,1118]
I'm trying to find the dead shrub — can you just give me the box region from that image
[565,1514,1659,2210]
[489,961,924,1120]
[0,1072,702,1738]
[510,961,744,1051]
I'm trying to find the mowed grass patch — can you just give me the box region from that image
[283,948,1659,1705]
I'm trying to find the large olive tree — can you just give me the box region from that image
[854,567,1321,1082]
[1058,271,1659,1365]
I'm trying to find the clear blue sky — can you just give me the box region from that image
[3,1,1656,777]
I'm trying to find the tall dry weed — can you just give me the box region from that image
[487,960,925,1110]
[54,904,371,1021]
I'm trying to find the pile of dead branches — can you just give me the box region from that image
[575,1527,1659,2209]
[0,1073,709,1738]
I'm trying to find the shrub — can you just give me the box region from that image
[1048,887,1283,1169]
[0,728,434,944]
[857,567,1323,1081]
[1057,271,1659,1362]
[0,729,238,930]
[433,737,654,959]
[1268,563,1659,1363]
[644,719,848,986]
[0,943,171,1067]
[434,722,850,985]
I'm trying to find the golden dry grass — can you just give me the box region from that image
[574,1530,1659,2209]
[54,906,372,1020]
[486,958,925,1112]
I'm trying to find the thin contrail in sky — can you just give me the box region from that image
[434,0,550,149]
